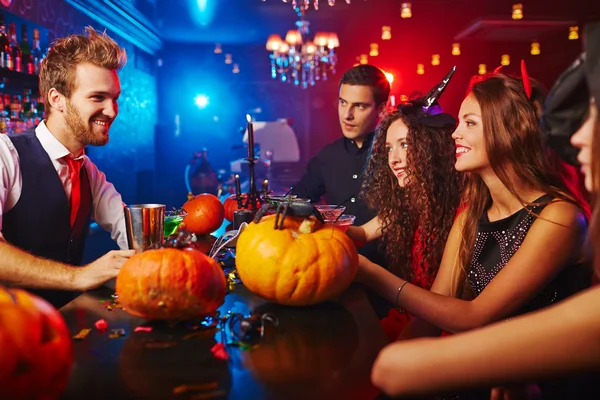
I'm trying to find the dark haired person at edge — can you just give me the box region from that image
[346,67,464,341]
[0,28,135,308]
[290,65,391,314]
[357,61,593,399]
[367,22,600,400]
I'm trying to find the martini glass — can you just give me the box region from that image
[164,209,186,237]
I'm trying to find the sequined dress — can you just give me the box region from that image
[468,194,590,317]
[446,195,594,400]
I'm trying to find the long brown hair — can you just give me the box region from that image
[361,109,463,288]
[454,73,589,297]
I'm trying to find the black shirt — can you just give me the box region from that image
[291,134,375,225]
[291,134,387,268]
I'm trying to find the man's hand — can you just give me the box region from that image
[74,250,135,291]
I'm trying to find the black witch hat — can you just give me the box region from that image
[398,66,457,128]
[541,22,600,166]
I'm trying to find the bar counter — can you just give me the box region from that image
[59,284,389,399]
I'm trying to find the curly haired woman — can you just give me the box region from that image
[346,67,464,340]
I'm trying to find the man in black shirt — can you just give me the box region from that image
[291,65,390,267]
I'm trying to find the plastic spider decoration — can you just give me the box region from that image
[201,311,278,348]
[253,195,324,230]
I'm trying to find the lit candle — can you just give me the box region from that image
[262,179,269,192]
[246,114,255,160]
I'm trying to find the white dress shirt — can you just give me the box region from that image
[0,122,128,250]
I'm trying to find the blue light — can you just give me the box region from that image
[195,94,209,109]
[197,0,208,12]
[191,0,217,27]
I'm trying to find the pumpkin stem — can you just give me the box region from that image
[187,192,195,201]
[298,219,316,234]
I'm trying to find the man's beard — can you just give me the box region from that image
[64,102,109,147]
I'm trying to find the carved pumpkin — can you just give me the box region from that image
[0,287,73,400]
[242,302,359,388]
[181,193,224,235]
[116,248,227,320]
[223,194,262,222]
[235,215,358,306]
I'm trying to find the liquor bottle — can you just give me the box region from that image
[32,28,44,75]
[8,23,21,72]
[36,94,45,120]
[3,94,12,134]
[0,14,11,69]
[10,94,23,133]
[22,89,34,129]
[0,94,6,134]
[20,24,33,74]
[187,148,219,195]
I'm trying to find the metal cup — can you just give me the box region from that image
[124,204,166,252]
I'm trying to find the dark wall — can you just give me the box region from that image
[155,41,343,208]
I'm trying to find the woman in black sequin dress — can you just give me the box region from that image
[357,68,592,398]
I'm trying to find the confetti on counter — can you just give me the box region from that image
[94,319,108,330]
[73,328,92,340]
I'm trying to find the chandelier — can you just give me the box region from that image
[261,0,358,14]
[265,19,339,88]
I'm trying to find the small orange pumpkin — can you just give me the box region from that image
[223,194,262,222]
[235,215,358,306]
[0,287,73,400]
[116,248,227,320]
[181,193,224,235]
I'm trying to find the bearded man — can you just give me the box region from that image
[0,27,134,308]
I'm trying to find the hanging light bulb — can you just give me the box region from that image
[569,26,579,40]
[417,63,425,75]
[431,54,440,66]
[266,34,283,51]
[382,26,392,40]
[501,54,510,66]
[452,43,461,56]
[512,3,523,20]
[370,43,379,57]
[359,54,369,64]
[478,64,487,75]
[531,41,541,55]
[401,3,412,18]
[214,43,222,54]
[225,54,233,64]
[233,64,240,74]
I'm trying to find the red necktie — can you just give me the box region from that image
[64,156,83,227]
